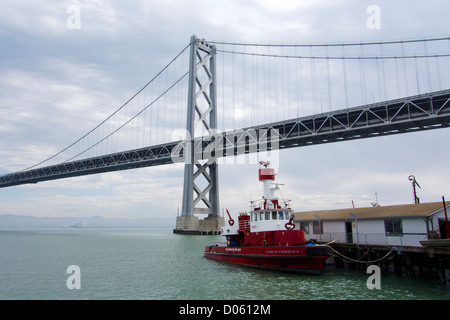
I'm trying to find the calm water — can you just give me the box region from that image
[0,228,449,300]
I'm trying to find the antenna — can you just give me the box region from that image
[371,192,380,207]
[270,180,291,208]
[259,161,270,168]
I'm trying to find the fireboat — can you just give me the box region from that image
[204,161,329,274]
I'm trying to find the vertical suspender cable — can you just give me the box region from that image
[263,52,267,123]
[221,47,225,131]
[379,44,387,100]
[401,42,409,97]
[394,57,401,97]
[376,57,382,102]
[342,46,349,108]
[272,47,277,121]
[298,55,303,117]
[326,45,332,111]
[414,55,421,95]
[251,49,255,126]
[232,49,236,129]
[310,45,317,112]
[242,46,247,128]
[424,40,432,92]
[295,46,300,117]
[268,46,272,121]
[281,47,286,121]
[359,44,367,105]
[435,55,442,91]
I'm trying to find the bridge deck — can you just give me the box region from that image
[1,89,449,188]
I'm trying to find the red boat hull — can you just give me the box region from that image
[204,245,328,274]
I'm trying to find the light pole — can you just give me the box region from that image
[314,214,321,243]
[349,212,359,250]
[408,175,421,204]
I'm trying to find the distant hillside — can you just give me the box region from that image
[0,214,174,228]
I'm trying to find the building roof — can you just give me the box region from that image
[293,201,450,221]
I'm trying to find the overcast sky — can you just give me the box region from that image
[0,0,449,222]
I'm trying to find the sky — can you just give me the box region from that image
[0,0,450,223]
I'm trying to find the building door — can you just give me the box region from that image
[346,221,353,243]
[439,219,449,239]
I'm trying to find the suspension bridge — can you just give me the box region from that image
[1,35,450,233]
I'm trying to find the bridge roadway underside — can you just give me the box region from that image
[1,89,450,188]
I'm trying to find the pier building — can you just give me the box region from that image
[294,201,450,282]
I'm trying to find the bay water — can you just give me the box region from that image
[0,228,449,300]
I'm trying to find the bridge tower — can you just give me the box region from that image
[174,35,224,234]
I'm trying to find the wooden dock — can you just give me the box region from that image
[323,240,450,283]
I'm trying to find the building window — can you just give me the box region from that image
[260,212,265,221]
[384,219,403,236]
[300,222,310,234]
[313,221,323,235]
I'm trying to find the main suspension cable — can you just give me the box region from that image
[209,36,450,48]
[217,50,450,60]
[19,43,190,172]
[63,70,190,163]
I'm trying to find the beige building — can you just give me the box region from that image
[293,201,450,247]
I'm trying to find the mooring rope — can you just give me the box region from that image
[321,240,395,264]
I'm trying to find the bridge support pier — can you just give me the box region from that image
[174,216,199,233]
[174,215,224,235]
[173,35,224,235]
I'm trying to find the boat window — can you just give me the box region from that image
[252,212,257,221]
[271,211,277,220]
[278,211,284,220]
[285,212,291,220]
[260,212,265,221]
[265,211,270,220]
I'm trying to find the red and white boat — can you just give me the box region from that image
[204,161,329,274]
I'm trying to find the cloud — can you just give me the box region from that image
[0,60,124,170]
